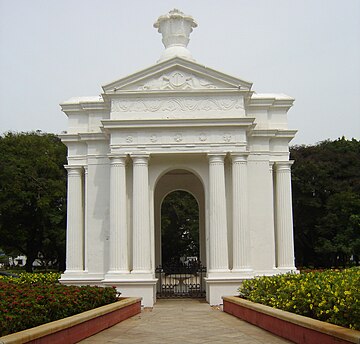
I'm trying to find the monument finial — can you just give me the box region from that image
[154,9,197,62]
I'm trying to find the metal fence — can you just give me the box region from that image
[155,262,206,298]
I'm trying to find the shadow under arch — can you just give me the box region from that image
[154,169,206,268]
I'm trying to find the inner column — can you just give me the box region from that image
[275,161,296,270]
[107,155,129,275]
[208,153,229,273]
[131,154,151,274]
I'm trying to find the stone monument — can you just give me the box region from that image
[60,9,297,307]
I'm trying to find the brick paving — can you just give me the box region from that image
[79,299,292,343]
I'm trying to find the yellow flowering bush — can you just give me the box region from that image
[238,268,360,330]
[0,272,61,284]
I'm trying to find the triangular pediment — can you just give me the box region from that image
[102,57,252,94]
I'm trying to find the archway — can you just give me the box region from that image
[154,169,206,298]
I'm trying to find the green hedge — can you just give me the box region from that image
[0,277,119,336]
[238,268,360,330]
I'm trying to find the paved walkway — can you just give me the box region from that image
[80,299,293,343]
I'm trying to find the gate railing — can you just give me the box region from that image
[155,262,206,298]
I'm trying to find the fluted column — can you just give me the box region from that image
[132,154,151,273]
[83,166,88,272]
[269,162,276,269]
[275,161,296,269]
[65,166,84,272]
[208,154,229,273]
[108,155,129,274]
[231,154,252,272]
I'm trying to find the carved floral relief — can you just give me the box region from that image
[137,71,218,90]
[112,95,243,113]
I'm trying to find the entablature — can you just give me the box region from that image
[59,132,108,143]
[247,93,294,111]
[102,117,255,130]
[109,92,248,119]
[60,96,110,115]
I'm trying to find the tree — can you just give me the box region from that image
[0,132,67,272]
[291,138,360,268]
[161,190,199,265]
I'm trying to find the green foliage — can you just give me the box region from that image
[161,190,199,265]
[291,138,360,267]
[0,277,119,336]
[0,131,67,271]
[238,268,360,330]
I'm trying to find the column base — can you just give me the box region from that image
[205,277,252,305]
[276,267,299,274]
[60,271,104,286]
[104,271,131,281]
[103,279,158,307]
[207,269,230,276]
[230,269,254,278]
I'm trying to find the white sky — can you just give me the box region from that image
[0,0,359,145]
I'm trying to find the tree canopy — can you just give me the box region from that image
[0,132,67,271]
[291,137,360,268]
[161,190,199,266]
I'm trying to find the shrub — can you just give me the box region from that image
[0,279,119,336]
[0,272,61,284]
[238,268,360,330]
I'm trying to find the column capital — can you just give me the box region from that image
[269,161,275,173]
[275,160,294,172]
[108,153,127,159]
[131,153,150,164]
[64,164,83,170]
[230,153,249,163]
[64,165,83,176]
[207,153,226,164]
[109,155,127,166]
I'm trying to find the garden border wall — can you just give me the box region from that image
[0,297,141,344]
[223,296,360,344]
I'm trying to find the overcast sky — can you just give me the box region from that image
[0,0,359,145]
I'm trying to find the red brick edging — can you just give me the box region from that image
[222,296,360,344]
[0,297,141,344]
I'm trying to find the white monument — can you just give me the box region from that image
[60,9,297,307]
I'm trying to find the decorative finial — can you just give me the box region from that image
[154,9,197,62]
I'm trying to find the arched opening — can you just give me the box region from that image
[154,169,206,298]
[161,190,199,266]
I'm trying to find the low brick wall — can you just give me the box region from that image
[0,297,141,344]
[223,296,360,344]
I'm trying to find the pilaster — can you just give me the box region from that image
[208,154,229,273]
[64,165,84,272]
[231,154,252,272]
[275,161,296,270]
[269,162,276,269]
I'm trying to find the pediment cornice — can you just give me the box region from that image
[101,117,255,130]
[102,57,253,94]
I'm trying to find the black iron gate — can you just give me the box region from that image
[155,262,206,298]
